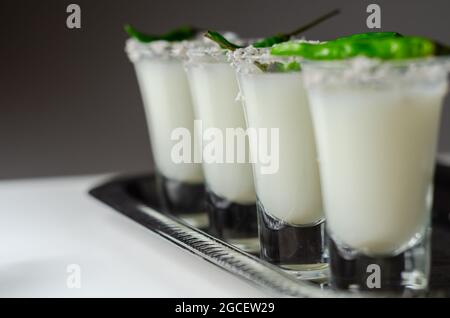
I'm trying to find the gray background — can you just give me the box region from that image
[0,0,449,179]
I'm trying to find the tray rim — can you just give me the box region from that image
[89,173,448,298]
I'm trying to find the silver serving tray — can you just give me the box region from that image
[89,169,450,298]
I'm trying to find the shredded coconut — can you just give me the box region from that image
[301,56,450,87]
[185,32,246,65]
[230,40,321,74]
[125,31,243,63]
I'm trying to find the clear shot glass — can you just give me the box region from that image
[302,57,450,293]
[184,47,259,253]
[125,38,207,228]
[233,49,327,279]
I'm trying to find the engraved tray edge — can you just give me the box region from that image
[88,174,353,298]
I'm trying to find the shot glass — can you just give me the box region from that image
[233,49,327,279]
[184,46,259,253]
[126,38,207,228]
[302,57,450,292]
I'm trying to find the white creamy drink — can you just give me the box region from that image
[239,71,323,225]
[233,50,326,273]
[304,58,448,256]
[186,56,256,204]
[127,39,204,184]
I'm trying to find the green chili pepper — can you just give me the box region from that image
[124,24,197,43]
[276,61,301,72]
[270,31,403,58]
[204,31,243,51]
[161,26,198,41]
[124,24,157,42]
[271,36,441,60]
[254,61,301,73]
[204,9,340,50]
[252,35,290,49]
[435,41,450,56]
[334,31,402,41]
[252,9,340,48]
[204,9,340,72]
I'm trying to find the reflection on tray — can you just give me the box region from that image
[90,166,450,297]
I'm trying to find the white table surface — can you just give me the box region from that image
[0,174,268,297]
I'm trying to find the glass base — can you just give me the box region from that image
[328,229,431,294]
[156,173,208,229]
[180,212,209,229]
[227,237,260,255]
[280,263,329,282]
[206,190,259,254]
[257,199,328,280]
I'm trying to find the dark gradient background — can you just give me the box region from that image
[0,0,449,179]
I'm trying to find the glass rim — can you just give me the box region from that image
[231,45,450,73]
[299,55,450,69]
[185,46,229,63]
[231,47,304,75]
[230,41,322,65]
[185,38,250,64]
[300,55,450,86]
[231,46,292,63]
[125,38,182,63]
[125,36,219,63]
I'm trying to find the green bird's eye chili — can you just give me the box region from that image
[204,9,340,50]
[271,35,447,60]
[334,31,402,41]
[204,31,243,51]
[203,9,340,72]
[252,8,340,48]
[124,24,198,43]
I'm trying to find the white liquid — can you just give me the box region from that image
[239,72,323,225]
[134,58,204,183]
[307,82,446,255]
[187,62,256,204]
